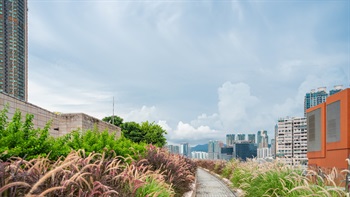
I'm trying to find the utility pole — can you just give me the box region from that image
[112,97,114,125]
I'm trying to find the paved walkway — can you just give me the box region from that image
[196,168,236,197]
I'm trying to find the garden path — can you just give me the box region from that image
[195,168,237,197]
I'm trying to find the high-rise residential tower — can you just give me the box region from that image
[0,0,28,101]
[180,143,190,157]
[276,117,307,166]
[248,134,256,143]
[237,134,245,141]
[226,134,235,147]
[304,86,344,116]
[329,85,343,96]
[304,87,328,116]
[208,140,223,160]
[257,130,268,148]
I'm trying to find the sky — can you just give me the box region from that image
[28,0,349,146]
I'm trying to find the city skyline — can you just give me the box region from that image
[26,1,349,145]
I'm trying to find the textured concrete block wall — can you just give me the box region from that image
[60,113,121,137]
[0,92,61,137]
[0,93,121,138]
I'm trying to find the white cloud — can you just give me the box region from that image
[122,106,160,123]
[167,121,223,145]
[190,113,222,130]
[218,82,259,130]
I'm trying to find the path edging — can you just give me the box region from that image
[182,168,197,197]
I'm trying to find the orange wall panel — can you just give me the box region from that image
[307,89,350,170]
[326,90,349,151]
[307,103,326,158]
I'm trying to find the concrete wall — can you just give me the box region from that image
[0,92,61,137]
[60,113,121,137]
[0,92,121,137]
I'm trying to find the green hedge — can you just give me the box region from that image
[0,105,146,161]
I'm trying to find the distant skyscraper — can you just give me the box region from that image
[208,140,214,159]
[257,131,262,145]
[237,134,245,141]
[220,147,234,160]
[166,145,180,154]
[180,143,190,157]
[304,86,344,116]
[257,130,268,148]
[226,134,235,146]
[248,134,256,143]
[329,85,343,96]
[234,142,257,161]
[271,139,276,158]
[0,0,28,101]
[304,87,328,116]
[208,140,223,160]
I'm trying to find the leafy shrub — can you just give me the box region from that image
[0,104,147,161]
[64,129,147,160]
[0,107,54,160]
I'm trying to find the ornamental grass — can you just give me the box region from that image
[137,145,197,197]
[0,150,175,197]
[196,159,347,197]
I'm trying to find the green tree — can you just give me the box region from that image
[140,121,167,147]
[121,121,167,147]
[102,115,123,127]
[121,121,143,143]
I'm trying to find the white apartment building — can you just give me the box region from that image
[276,117,308,166]
[191,151,208,159]
[257,147,272,159]
[180,143,190,157]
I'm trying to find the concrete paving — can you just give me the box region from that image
[196,168,236,197]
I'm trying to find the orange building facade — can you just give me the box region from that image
[307,88,350,169]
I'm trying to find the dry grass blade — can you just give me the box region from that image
[325,187,346,196]
[0,181,31,194]
[81,163,98,172]
[316,186,332,197]
[304,193,323,197]
[35,186,65,196]
[288,185,314,193]
[103,189,119,195]
[28,160,75,195]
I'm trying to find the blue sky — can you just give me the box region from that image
[28,0,349,145]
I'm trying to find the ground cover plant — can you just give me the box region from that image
[196,159,347,197]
